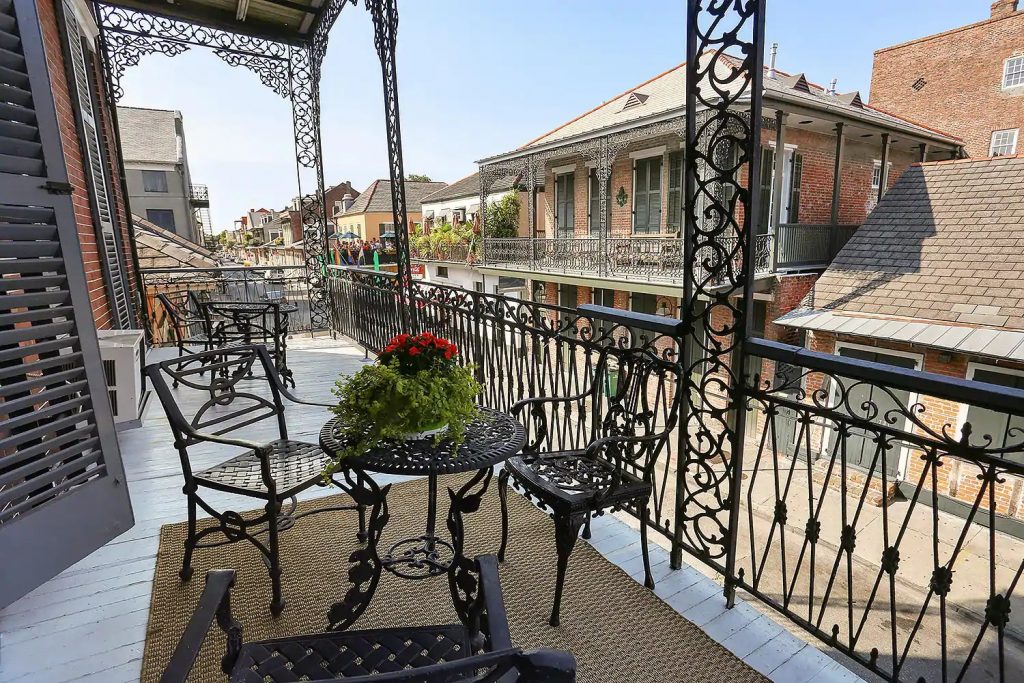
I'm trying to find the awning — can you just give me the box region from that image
[777,309,1024,363]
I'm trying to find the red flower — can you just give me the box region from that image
[444,350,453,360]
[408,347,420,356]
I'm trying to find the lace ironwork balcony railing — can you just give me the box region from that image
[483,234,774,283]
[325,266,1024,683]
[140,265,312,344]
[188,184,210,206]
[409,241,478,264]
[774,223,858,271]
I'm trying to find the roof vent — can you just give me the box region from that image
[622,91,650,110]
[837,91,864,108]
[780,72,811,93]
[827,78,838,96]
[767,42,779,79]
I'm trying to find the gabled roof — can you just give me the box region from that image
[421,172,518,205]
[794,155,1024,332]
[493,53,960,160]
[341,180,448,216]
[116,107,181,165]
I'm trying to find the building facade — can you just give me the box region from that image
[116,105,207,244]
[336,179,446,241]
[778,155,1024,531]
[870,0,1024,159]
[472,55,961,348]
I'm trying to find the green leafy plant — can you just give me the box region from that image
[323,333,480,477]
[485,191,520,238]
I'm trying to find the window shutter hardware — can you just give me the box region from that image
[43,180,74,194]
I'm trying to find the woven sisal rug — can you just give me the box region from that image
[141,475,765,682]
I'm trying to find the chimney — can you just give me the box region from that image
[767,42,778,79]
[992,0,1019,19]
[827,78,838,95]
[342,193,355,211]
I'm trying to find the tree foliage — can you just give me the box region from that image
[485,191,520,238]
[407,173,432,182]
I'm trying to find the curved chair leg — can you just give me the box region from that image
[266,499,285,617]
[640,504,654,590]
[550,513,585,627]
[180,493,197,581]
[497,468,511,562]
[582,516,592,540]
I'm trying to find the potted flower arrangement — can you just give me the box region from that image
[323,332,480,472]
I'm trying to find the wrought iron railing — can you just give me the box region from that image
[409,241,478,264]
[483,234,774,282]
[140,265,312,344]
[188,184,209,204]
[774,223,858,271]
[737,339,1023,682]
[326,267,1023,682]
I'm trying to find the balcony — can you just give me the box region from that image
[482,234,775,285]
[188,183,210,207]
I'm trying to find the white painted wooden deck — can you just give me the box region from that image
[0,336,859,683]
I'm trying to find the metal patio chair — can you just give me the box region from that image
[161,555,577,683]
[157,291,212,364]
[146,345,365,616]
[498,343,682,626]
[203,301,294,387]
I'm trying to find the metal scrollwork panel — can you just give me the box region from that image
[678,0,766,574]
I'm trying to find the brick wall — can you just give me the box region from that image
[37,0,114,328]
[870,4,1024,158]
[803,330,1024,521]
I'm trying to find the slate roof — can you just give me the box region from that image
[421,172,518,204]
[341,180,448,216]
[134,215,216,269]
[116,107,181,165]
[495,54,959,157]
[799,155,1024,332]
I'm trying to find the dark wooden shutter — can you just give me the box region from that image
[758,147,774,234]
[0,0,133,609]
[60,0,131,329]
[788,152,802,223]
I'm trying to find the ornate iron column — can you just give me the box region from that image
[366,0,414,329]
[676,0,766,601]
[596,138,611,277]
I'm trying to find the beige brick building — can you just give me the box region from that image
[870,0,1024,159]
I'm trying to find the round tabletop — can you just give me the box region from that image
[319,406,526,476]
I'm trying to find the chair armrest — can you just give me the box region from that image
[476,554,512,651]
[277,385,335,409]
[584,430,670,464]
[511,391,591,452]
[185,428,268,454]
[160,570,239,683]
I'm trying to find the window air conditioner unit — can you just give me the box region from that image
[97,329,146,429]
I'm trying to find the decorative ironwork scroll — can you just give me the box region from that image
[95,2,341,329]
[366,0,413,328]
[676,0,766,593]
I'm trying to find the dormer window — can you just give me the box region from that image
[622,91,649,110]
[1004,55,1024,89]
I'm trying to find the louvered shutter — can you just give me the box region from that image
[758,147,774,234]
[0,0,133,609]
[60,0,131,329]
[788,152,802,223]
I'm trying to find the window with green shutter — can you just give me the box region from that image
[555,172,575,237]
[788,152,803,223]
[757,147,774,235]
[667,151,683,234]
[633,156,662,234]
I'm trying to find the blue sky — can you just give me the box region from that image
[118,1,984,231]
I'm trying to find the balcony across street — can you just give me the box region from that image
[1,0,1022,682]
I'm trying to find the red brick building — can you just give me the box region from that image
[779,155,1024,530]
[870,0,1024,159]
[476,55,962,353]
[34,0,139,329]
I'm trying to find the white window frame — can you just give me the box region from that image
[990,129,1019,157]
[826,341,924,480]
[871,160,893,191]
[1003,55,1024,90]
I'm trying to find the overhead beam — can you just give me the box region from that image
[98,0,309,44]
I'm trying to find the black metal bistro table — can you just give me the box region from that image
[319,407,525,631]
[201,300,298,386]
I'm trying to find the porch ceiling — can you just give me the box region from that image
[101,0,341,44]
